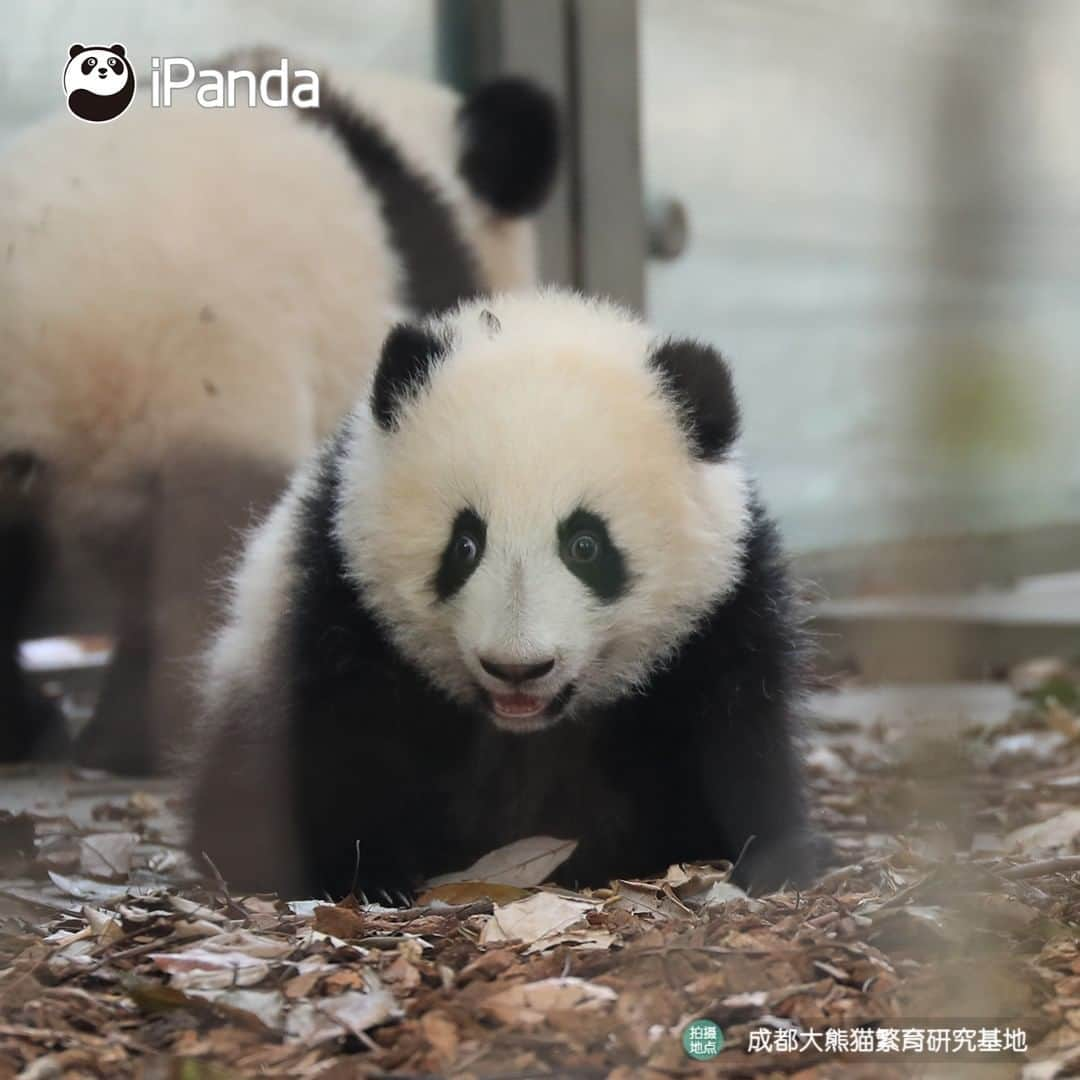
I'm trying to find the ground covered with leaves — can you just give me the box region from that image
[2,663,1080,1078]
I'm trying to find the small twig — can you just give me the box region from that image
[728,833,757,881]
[1001,855,1080,881]
[0,1022,147,1053]
[200,850,247,917]
[813,861,865,891]
[349,837,362,897]
[55,928,191,983]
[630,943,802,960]
[0,889,68,918]
[200,850,232,902]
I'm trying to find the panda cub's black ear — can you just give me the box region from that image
[69,44,86,58]
[650,339,741,462]
[371,324,449,431]
[458,77,559,218]
[110,44,126,57]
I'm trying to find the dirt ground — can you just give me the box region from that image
[2,666,1080,1078]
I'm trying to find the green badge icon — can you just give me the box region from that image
[683,1017,724,1060]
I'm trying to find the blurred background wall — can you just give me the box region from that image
[642,0,1080,557]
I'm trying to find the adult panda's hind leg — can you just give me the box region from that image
[73,524,155,774]
[0,457,70,761]
[75,452,287,775]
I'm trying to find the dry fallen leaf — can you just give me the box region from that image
[1008,809,1080,854]
[610,881,690,920]
[991,731,1070,770]
[1046,701,1080,741]
[383,952,422,989]
[188,988,286,1031]
[484,976,617,1025]
[79,832,139,879]
[83,906,123,944]
[183,930,294,959]
[285,985,401,1044]
[417,880,531,906]
[426,836,578,888]
[692,880,749,908]
[312,903,367,939]
[151,948,275,990]
[420,1010,460,1060]
[149,929,295,990]
[1010,657,1068,695]
[523,927,617,954]
[47,871,142,903]
[479,892,599,947]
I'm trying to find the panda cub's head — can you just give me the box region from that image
[336,291,749,733]
[64,44,135,123]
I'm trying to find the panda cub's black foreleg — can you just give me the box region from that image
[289,677,460,901]
[700,699,824,892]
[0,459,70,760]
[624,509,829,893]
[688,515,828,892]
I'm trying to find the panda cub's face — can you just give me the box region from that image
[336,292,749,733]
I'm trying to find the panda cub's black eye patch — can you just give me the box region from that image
[432,508,486,601]
[558,509,628,602]
[82,57,97,74]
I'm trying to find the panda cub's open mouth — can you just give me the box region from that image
[479,684,576,734]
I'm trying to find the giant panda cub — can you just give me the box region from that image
[0,56,557,772]
[190,290,825,897]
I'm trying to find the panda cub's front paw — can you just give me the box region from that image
[732,830,833,894]
[353,883,416,909]
[320,864,418,908]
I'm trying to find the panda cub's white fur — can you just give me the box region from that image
[191,289,824,899]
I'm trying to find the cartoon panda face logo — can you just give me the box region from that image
[64,44,136,123]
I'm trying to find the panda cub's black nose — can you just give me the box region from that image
[480,657,556,684]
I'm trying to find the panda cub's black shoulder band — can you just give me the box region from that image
[371,324,449,431]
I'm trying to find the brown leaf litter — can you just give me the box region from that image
[2,665,1080,1077]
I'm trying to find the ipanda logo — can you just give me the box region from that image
[63,44,136,123]
[149,57,320,109]
[64,45,319,121]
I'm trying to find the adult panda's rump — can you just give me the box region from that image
[457,77,560,217]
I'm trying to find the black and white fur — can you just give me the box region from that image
[0,57,558,771]
[190,291,824,897]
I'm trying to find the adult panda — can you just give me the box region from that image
[190,291,827,898]
[0,54,558,772]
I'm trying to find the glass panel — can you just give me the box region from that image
[642,0,1080,558]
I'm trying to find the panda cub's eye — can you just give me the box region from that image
[433,508,487,602]
[82,57,96,74]
[108,57,120,70]
[567,532,601,563]
[557,508,628,603]
[454,534,480,564]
